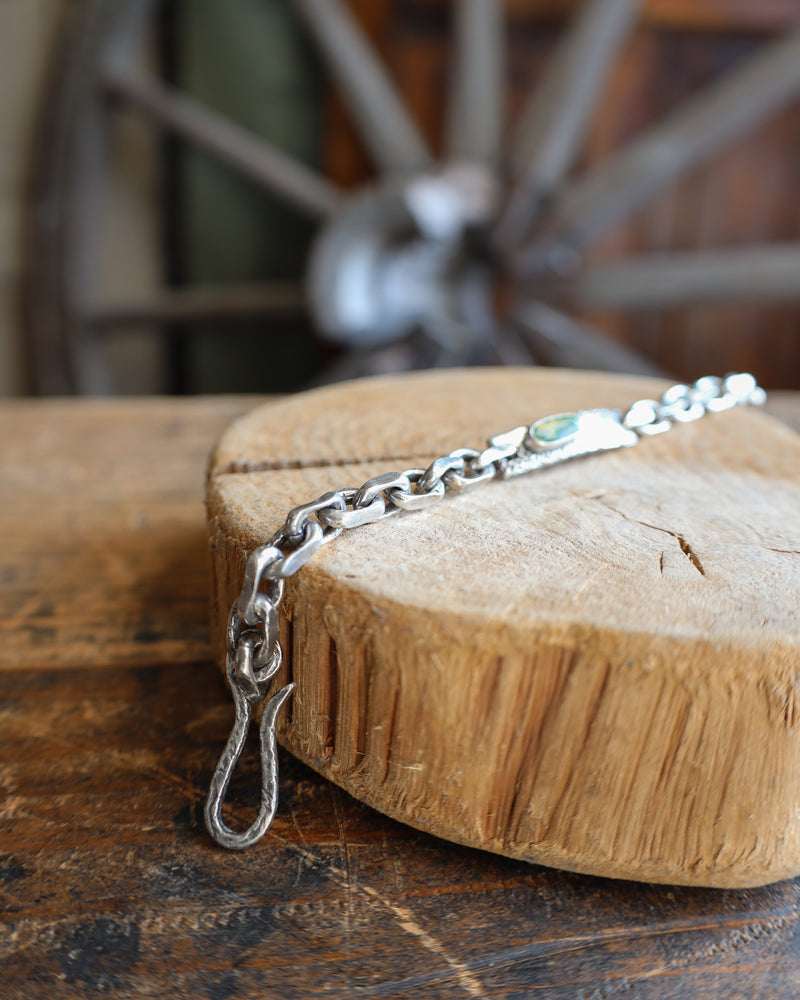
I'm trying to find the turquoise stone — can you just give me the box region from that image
[530,412,580,447]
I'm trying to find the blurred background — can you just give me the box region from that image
[2,0,800,398]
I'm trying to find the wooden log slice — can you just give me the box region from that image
[206,368,800,888]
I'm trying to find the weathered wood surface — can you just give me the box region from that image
[2,390,800,998]
[208,370,800,888]
[0,396,260,671]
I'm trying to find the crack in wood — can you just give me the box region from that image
[211,453,425,478]
[596,499,706,577]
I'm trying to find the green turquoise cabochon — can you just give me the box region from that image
[529,412,581,448]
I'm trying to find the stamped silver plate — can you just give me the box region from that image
[500,408,639,479]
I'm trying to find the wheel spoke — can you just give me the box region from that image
[101,0,158,76]
[293,0,432,174]
[82,282,306,329]
[486,322,540,366]
[495,0,639,250]
[555,245,800,309]
[67,99,115,395]
[446,0,505,166]
[103,69,341,219]
[514,300,664,375]
[514,25,800,275]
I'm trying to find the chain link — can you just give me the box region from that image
[206,373,766,849]
[622,372,765,436]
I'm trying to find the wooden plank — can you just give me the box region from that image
[0,396,264,671]
[553,244,800,309]
[514,25,800,274]
[417,0,800,32]
[85,282,306,329]
[1,658,799,998]
[643,0,800,31]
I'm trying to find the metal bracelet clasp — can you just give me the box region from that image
[205,622,294,850]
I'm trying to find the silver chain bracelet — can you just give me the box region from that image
[205,372,766,849]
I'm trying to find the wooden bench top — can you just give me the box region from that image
[1,390,799,999]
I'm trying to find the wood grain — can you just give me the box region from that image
[208,370,800,888]
[2,662,800,998]
[0,396,260,671]
[410,0,800,34]
[1,392,800,997]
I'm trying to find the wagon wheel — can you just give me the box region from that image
[24,0,800,394]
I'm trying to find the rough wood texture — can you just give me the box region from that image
[208,370,800,889]
[3,392,800,999]
[0,396,261,670]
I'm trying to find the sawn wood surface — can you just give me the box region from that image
[208,369,800,889]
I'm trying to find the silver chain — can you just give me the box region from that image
[205,372,766,849]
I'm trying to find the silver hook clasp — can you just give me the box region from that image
[205,632,295,850]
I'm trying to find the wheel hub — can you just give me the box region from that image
[307,165,501,350]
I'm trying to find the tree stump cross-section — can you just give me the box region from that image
[207,369,800,888]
